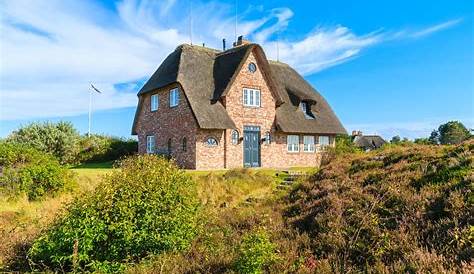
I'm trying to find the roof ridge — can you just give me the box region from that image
[178,43,221,54]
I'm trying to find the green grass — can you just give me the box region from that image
[72,161,114,169]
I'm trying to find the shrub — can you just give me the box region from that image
[6,121,80,164]
[76,134,137,163]
[0,142,74,200]
[234,229,278,274]
[28,155,200,272]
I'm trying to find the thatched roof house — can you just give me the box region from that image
[352,131,386,151]
[132,37,346,169]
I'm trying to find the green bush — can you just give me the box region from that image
[76,134,137,163]
[28,155,200,272]
[0,142,74,200]
[234,229,278,274]
[7,121,80,164]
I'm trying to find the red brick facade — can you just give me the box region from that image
[135,49,335,170]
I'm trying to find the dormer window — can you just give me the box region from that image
[300,101,315,119]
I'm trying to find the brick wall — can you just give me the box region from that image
[220,49,331,169]
[135,83,198,169]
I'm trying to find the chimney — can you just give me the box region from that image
[233,35,250,47]
[222,38,226,51]
[352,130,362,136]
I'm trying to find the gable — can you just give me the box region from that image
[212,44,284,105]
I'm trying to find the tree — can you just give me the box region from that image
[437,121,470,145]
[428,130,440,145]
[7,121,80,164]
[414,138,431,145]
[390,135,401,144]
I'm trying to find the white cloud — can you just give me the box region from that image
[0,0,463,121]
[410,19,463,38]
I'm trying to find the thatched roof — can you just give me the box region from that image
[354,135,386,150]
[132,43,346,135]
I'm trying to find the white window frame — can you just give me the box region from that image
[303,136,315,152]
[243,88,261,107]
[231,130,239,145]
[150,94,159,111]
[169,88,179,107]
[319,135,330,148]
[146,135,155,154]
[287,135,299,152]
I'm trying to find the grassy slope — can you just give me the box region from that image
[287,141,473,273]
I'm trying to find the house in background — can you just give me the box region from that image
[352,131,386,151]
[132,36,346,169]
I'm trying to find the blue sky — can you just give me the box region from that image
[1,0,473,139]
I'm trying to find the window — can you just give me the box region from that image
[206,137,218,147]
[300,101,315,119]
[150,94,159,111]
[287,135,299,152]
[182,137,187,152]
[243,88,261,107]
[319,136,330,147]
[231,130,239,145]
[146,135,155,154]
[248,62,257,73]
[169,88,179,107]
[303,136,315,152]
[264,131,271,145]
[167,138,172,154]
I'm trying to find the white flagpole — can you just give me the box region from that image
[88,87,92,137]
[88,83,102,138]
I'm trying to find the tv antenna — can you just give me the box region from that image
[234,0,238,44]
[189,0,193,45]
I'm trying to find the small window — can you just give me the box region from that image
[150,94,159,111]
[301,101,315,119]
[264,131,271,145]
[248,62,257,73]
[287,135,299,152]
[182,137,187,152]
[146,135,155,154]
[169,88,180,107]
[303,136,315,152]
[231,130,239,145]
[167,138,172,154]
[243,88,261,107]
[206,137,218,147]
[319,136,330,147]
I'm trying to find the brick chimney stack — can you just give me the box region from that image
[352,130,362,136]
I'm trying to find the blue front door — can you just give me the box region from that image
[243,126,260,167]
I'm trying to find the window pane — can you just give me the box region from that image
[287,135,299,152]
[146,136,155,153]
[319,136,330,146]
[249,89,254,105]
[243,89,248,105]
[255,90,260,106]
[304,136,314,152]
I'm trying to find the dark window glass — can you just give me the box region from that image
[206,137,218,146]
[182,137,187,152]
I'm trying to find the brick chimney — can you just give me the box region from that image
[352,130,362,136]
[233,35,250,47]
